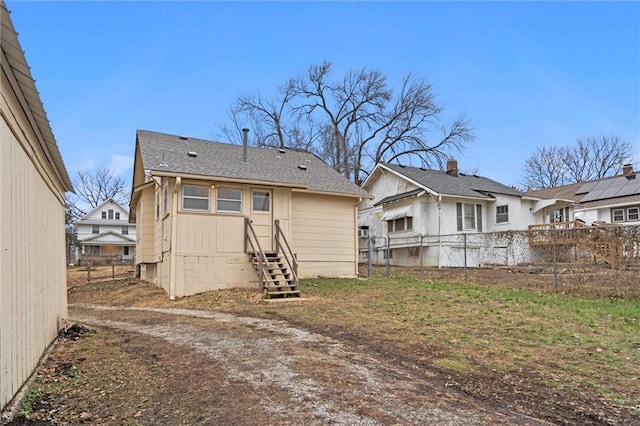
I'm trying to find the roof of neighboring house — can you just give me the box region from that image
[79,231,136,245]
[377,162,524,199]
[1,2,72,192]
[75,198,130,223]
[135,130,370,197]
[374,189,424,206]
[525,170,640,207]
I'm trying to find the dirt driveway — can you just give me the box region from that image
[66,303,550,425]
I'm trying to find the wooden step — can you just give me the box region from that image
[264,289,301,299]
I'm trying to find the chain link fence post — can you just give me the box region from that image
[385,236,390,278]
[367,234,372,278]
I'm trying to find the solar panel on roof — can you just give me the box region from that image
[580,189,607,202]
[613,181,640,197]
[576,181,597,194]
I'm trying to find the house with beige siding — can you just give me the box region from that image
[74,198,136,263]
[1,1,73,411]
[130,129,369,299]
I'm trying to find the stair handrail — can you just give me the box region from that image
[245,217,269,291]
[274,219,298,283]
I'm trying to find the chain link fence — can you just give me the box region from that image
[360,225,640,285]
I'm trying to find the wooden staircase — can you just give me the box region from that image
[245,217,300,299]
[248,251,300,298]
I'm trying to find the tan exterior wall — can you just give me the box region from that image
[291,192,359,278]
[136,188,155,263]
[0,73,67,409]
[133,176,361,297]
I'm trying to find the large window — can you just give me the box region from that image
[496,205,509,224]
[182,184,210,211]
[252,191,270,211]
[387,216,413,233]
[217,187,242,213]
[457,203,483,232]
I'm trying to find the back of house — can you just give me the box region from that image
[1,1,73,411]
[129,130,370,299]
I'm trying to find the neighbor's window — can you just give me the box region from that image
[217,187,242,213]
[628,207,639,221]
[115,212,120,220]
[496,205,509,223]
[101,211,107,219]
[121,226,129,235]
[252,191,270,212]
[387,216,413,233]
[92,225,99,234]
[108,209,114,220]
[457,203,483,232]
[182,184,210,211]
[124,246,130,256]
[612,209,624,222]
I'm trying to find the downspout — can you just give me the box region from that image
[437,195,442,269]
[169,176,181,300]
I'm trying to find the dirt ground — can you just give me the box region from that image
[4,265,639,425]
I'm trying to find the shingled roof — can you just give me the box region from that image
[136,130,369,197]
[379,162,524,199]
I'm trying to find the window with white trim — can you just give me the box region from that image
[612,209,624,222]
[92,225,99,234]
[121,226,129,235]
[628,207,639,221]
[217,187,242,213]
[457,203,483,232]
[182,184,210,211]
[115,212,120,220]
[101,211,107,219]
[496,205,509,224]
[108,209,114,220]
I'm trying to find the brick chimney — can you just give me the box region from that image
[446,158,459,177]
[623,164,634,176]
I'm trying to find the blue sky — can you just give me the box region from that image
[7,1,640,189]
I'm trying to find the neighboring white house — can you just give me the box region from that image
[358,160,545,267]
[526,164,640,227]
[1,1,73,411]
[74,198,136,263]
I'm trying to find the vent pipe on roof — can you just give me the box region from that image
[242,128,249,163]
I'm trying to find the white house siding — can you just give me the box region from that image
[291,192,359,278]
[0,76,68,408]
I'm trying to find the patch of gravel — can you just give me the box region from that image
[70,304,534,425]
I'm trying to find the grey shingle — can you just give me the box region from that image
[381,163,523,199]
[136,130,369,197]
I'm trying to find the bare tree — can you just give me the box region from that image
[71,167,129,213]
[521,135,635,190]
[219,61,473,184]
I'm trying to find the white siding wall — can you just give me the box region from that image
[1,79,67,409]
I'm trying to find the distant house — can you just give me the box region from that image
[526,164,640,226]
[358,160,541,267]
[74,198,136,263]
[1,1,73,411]
[129,130,370,299]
